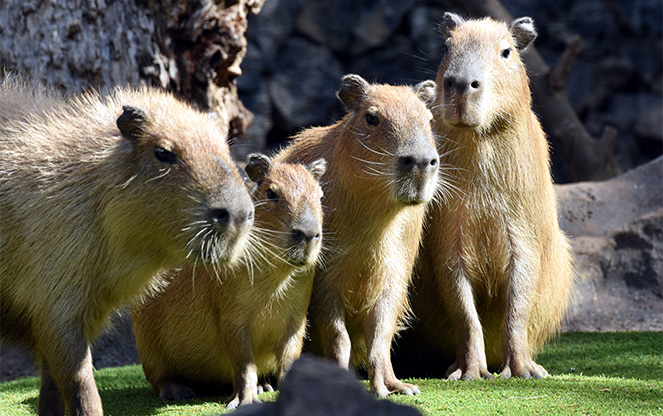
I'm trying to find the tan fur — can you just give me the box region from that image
[0,75,254,415]
[132,155,325,409]
[412,14,575,380]
[274,74,440,397]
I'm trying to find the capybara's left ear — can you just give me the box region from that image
[117,105,150,143]
[438,12,464,39]
[245,153,273,184]
[308,158,327,182]
[337,74,370,113]
[414,80,436,108]
[510,17,537,50]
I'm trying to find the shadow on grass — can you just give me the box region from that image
[394,331,663,381]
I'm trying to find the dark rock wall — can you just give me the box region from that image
[235,0,662,182]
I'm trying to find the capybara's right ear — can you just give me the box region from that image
[414,80,436,108]
[117,105,150,143]
[245,153,272,183]
[337,74,370,112]
[438,12,464,39]
[308,158,327,182]
[509,17,537,50]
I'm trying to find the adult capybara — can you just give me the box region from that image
[132,153,326,409]
[274,74,440,397]
[0,75,254,415]
[411,13,575,380]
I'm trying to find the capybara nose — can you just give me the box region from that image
[209,208,230,228]
[443,75,481,94]
[398,154,439,173]
[292,228,321,244]
[209,206,254,230]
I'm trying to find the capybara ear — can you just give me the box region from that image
[308,158,327,182]
[245,153,273,183]
[117,105,150,143]
[438,12,464,39]
[509,17,537,50]
[414,80,436,108]
[337,74,370,112]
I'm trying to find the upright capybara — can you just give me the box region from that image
[411,13,575,380]
[0,75,254,415]
[132,153,326,409]
[274,74,440,397]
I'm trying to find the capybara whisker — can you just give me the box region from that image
[0,75,253,415]
[133,154,325,409]
[409,12,575,382]
[274,74,438,397]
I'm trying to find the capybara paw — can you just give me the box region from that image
[158,381,196,402]
[260,382,274,393]
[446,362,494,381]
[226,393,261,410]
[373,380,421,397]
[388,381,421,396]
[500,361,549,379]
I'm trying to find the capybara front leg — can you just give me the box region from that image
[311,289,352,370]
[443,269,493,381]
[365,295,420,397]
[38,359,65,416]
[40,339,102,416]
[501,242,548,379]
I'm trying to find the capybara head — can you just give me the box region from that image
[245,153,326,266]
[112,96,254,268]
[435,12,536,130]
[336,74,439,205]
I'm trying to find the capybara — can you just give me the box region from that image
[274,74,440,397]
[411,13,575,380]
[132,153,326,409]
[0,75,254,415]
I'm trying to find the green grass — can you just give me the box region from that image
[1,332,661,415]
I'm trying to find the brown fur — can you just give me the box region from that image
[132,154,326,409]
[274,74,440,397]
[411,14,575,380]
[0,75,254,415]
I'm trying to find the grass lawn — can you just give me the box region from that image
[1,332,661,415]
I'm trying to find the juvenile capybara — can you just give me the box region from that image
[132,153,326,409]
[274,74,440,397]
[411,13,575,380]
[0,75,254,415]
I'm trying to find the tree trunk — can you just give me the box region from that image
[449,0,620,182]
[0,0,265,382]
[0,0,265,143]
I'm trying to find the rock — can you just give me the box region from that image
[557,156,663,331]
[269,37,343,131]
[232,354,421,416]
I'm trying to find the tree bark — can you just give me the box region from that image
[0,0,265,143]
[449,0,620,182]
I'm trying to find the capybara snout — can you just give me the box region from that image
[337,74,439,206]
[115,103,254,267]
[245,153,326,267]
[393,135,439,205]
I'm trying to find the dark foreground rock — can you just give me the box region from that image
[558,156,663,331]
[232,354,421,416]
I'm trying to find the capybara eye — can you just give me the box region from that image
[154,146,177,164]
[365,113,380,126]
[442,44,449,54]
[502,48,511,58]
[266,188,278,201]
